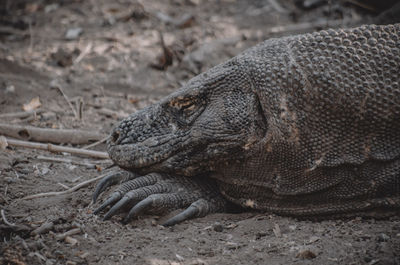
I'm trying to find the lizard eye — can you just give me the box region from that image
[170,98,195,110]
[168,97,203,127]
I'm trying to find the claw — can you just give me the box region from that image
[103,196,131,220]
[102,183,163,220]
[94,173,228,224]
[123,197,154,224]
[162,199,213,226]
[162,205,199,226]
[94,192,123,215]
[92,171,137,203]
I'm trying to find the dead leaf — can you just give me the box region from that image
[149,32,173,70]
[273,223,281,238]
[0,136,8,150]
[22,97,41,111]
[296,250,317,259]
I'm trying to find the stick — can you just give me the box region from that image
[0,110,43,119]
[1,209,16,226]
[74,42,92,64]
[56,85,78,118]
[36,155,111,168]
[4,137,109,159]
[57,182,70,190]
[22,173,107,200]
[56,228,81,240]
[82,135,110,150]
[31,221,54,235]
[0,123,106,144]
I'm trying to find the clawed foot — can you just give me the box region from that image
[92,171,228,226]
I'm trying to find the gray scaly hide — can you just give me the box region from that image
[102,24,399,221]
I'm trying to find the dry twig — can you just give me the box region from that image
[56,84,79,118]
[0,123,105,144]
[82,135,110,150]
[57,182,70,190]
[56,227,81,240]
[3,137,109,159]
[74,42,93,64]
[1,209,16,226]
[36,155,111,168]
[31,221,54,235]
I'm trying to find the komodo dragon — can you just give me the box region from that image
[92,24,400,226]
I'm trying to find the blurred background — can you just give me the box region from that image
[0,0,399,132]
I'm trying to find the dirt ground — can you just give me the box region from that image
[0,0,399,264]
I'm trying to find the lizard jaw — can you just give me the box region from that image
[107,138,181,171]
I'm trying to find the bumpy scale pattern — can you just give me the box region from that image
[218,24,400,216]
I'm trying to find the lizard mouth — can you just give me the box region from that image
[107,133,191,172]
[108,144,172,169]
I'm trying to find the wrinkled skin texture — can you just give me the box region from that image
[95,24,400,224]
[108,64,266,176]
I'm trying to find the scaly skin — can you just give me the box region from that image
[94,24,400,225]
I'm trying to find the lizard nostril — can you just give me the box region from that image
[112,131,120,143]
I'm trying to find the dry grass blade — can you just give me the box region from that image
[22,173,107,200]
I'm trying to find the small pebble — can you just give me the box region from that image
[65,28,83,40]
[6,84,15,93]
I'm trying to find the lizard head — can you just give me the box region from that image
[107,62,267,176]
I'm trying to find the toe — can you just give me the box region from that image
[94,173,162,213]
[92,171,138,203]
[162,198,216,226]
[102,182,171,220]
[94,174,229,224]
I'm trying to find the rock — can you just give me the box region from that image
[65,28,83,40]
